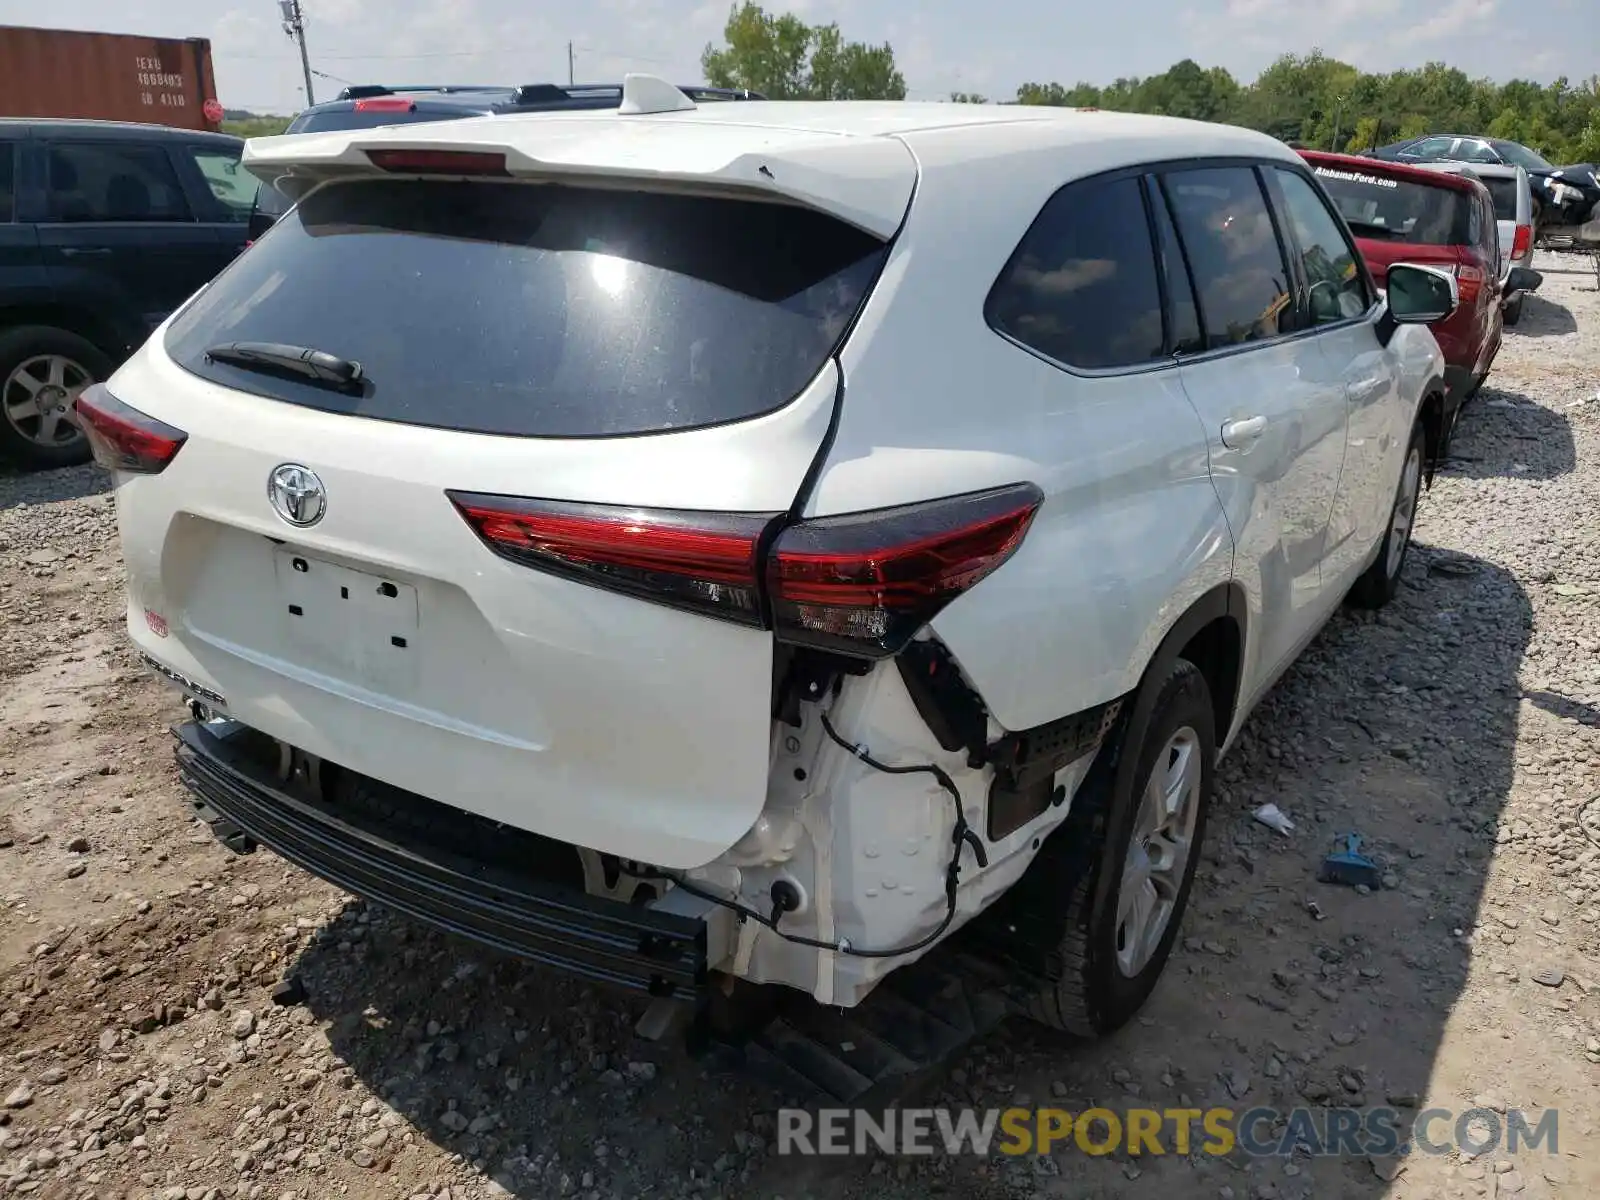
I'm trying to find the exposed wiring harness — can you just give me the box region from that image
[656,711,988,959]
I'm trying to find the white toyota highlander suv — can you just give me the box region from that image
[82,77,1455,1062]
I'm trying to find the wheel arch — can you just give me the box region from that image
[0,304,137,365]
[1416,376,1449,476]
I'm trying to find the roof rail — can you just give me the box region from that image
[506,81,767,109]
[335,84,513,102]
[510,84,574,106]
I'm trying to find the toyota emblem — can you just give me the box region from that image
[267,463,326,527]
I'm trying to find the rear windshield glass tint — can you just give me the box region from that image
[285,108,479,134]
[1481,176,1518,221]
[1310,165,1470,245]
[164,179,886,438]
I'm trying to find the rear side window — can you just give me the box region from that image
[1481,177,1518,221]
[188,146,256,221]
[252,179,294,220]
[164,179,886,438]
[1271,168,1372,324]
[0,142,14,223]
[46,142,191,222]
[1160,167,1295,347]
[986,175,1165,370]
[1309,164,1470,246]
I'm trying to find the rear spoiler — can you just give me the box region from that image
[242,74,914,239]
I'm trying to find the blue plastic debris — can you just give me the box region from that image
[1319,833,1383,889]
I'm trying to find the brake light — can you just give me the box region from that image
[447,493,775,624]
[352,97,417,113]
[1511,224,1532,259]
[447,483,1043,656]
[1455,263,1484,303]
[365,149,508,175]
[73,385,187,475]
[767,484,1044,658]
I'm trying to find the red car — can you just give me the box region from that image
[1300,151,1502,417]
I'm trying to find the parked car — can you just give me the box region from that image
[1301,151,1524,428]
[0,119,251,468]
[1367,133,1600,235]
[1414,160,1540,326]
[86,82,1461,1060]
[243,81,767,239]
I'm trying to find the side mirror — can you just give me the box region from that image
[1386,263,1459,324]
[1504,265,1543,295]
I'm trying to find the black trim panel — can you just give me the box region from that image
[171,721,708,1000]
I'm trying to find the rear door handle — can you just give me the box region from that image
[1221,415,1268,448]
[60,247,112,257]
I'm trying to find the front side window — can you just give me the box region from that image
[1457,139,1500,165]
[1161,166,1294,348]
[46,142,191,223]
[188,147,257,221]
[1273,168,1372,324]
[986,174,1166,370]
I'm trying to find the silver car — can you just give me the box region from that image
[1418,160,1535,325]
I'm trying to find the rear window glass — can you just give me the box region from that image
[1480,176,1519,221]
[164,178,886,438]
[1310,164,1470,245]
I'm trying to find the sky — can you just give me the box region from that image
[1,0,1592,115]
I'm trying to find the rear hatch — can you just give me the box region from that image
[104,133,913,869]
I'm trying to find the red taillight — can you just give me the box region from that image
[353,97,417,113]
[447,493,775,624]
[767,484,1044,658]
[1455,263,1484,303]
[447,483,1043,657]
[73,385,187,475]
[1512,224,1532,259]
[365,149,508,176]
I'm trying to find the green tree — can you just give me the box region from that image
[949,92,989,104]
[701,2,905,100]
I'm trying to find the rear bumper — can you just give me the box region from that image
[172,719,723,1003]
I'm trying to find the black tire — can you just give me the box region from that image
[0,325,111,469]
[1348,418,1425,610]
[1503,294,1524,327]
[1025,659,1215,1038]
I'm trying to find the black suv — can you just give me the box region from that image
[246,82,765,241]
[1,119,252,468]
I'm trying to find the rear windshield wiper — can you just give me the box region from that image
[205,342,364,389]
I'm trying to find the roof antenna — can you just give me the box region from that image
[619,73,697,116]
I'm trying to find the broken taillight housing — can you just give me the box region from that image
[73,385,188,475]
[448,483,1044,658]
[766,484,1044,657]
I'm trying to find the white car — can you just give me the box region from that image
[1417,160,1537,325]
[81,76,1456,1050]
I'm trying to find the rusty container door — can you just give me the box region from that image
[0,25,223,132]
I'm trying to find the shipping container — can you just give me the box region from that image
[0,24,222,132]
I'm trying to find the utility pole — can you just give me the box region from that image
[280,1,315,107]
[567,41,574,86]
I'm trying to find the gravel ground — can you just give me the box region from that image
[3,251,1599,1200]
